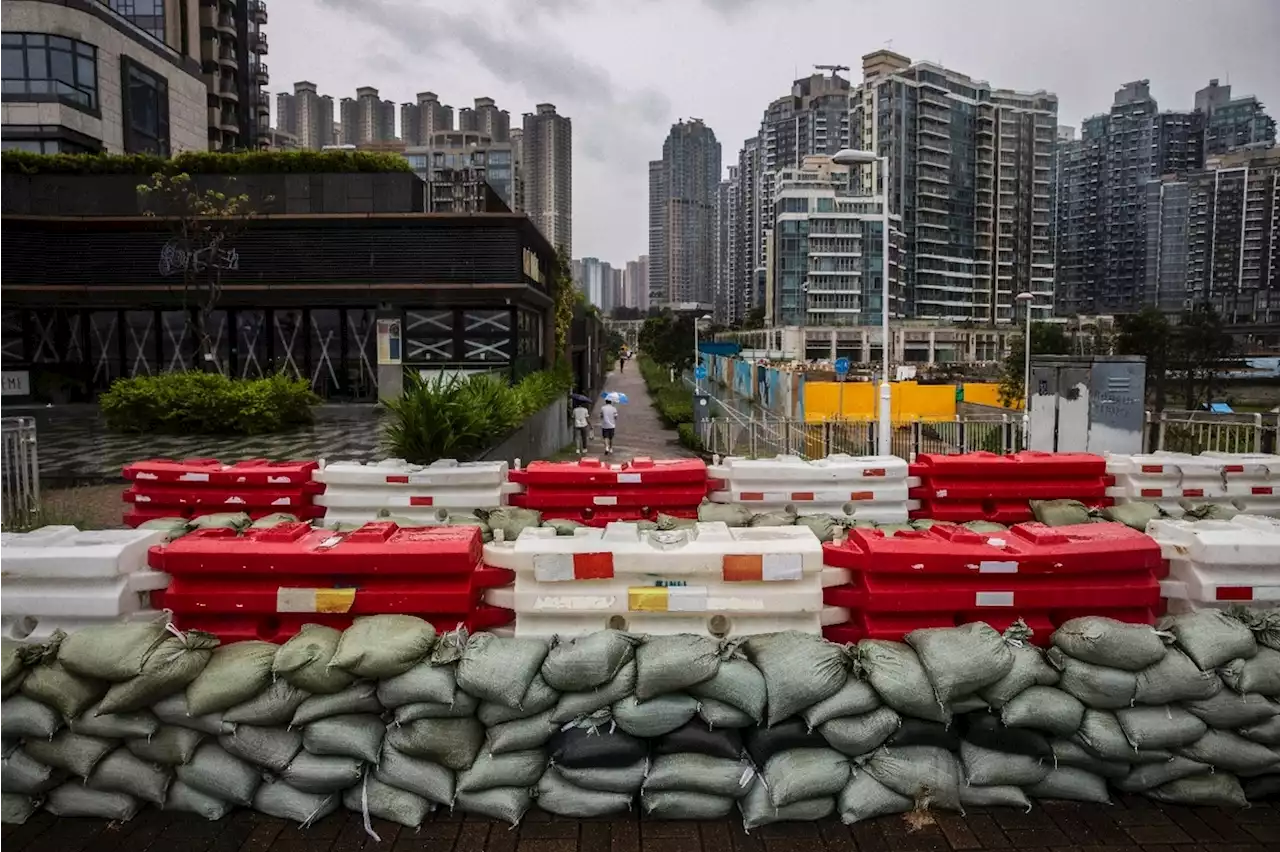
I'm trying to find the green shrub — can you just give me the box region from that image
[676,422,703,452]
[383,368,570,464]
[1,149,413,176]
[100,372,319,435]
[638,356,697,427]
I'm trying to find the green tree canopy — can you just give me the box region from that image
[998,322,1072,407]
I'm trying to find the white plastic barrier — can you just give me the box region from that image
[0,525,170,641]
[706,454,916,523]
[314,458,517,524]
[482,521,827,638]
[1148,514,1280,613]
[1106,451,1280,518]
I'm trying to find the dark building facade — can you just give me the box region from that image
[1,173,557,402]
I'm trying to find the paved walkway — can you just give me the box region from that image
[565,365,696,463]
[4,796,1277,852]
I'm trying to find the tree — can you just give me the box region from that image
[1172,303,1234,409]
[998,322,1072,407]
[549,249,575,360]
[638,311,696,373]
[741,306,767,331]
[138,172,261,369]
[1115,308,1172,411]
[610,306,644,321]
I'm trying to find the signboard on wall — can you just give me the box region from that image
[1,371,30,396]
[376,319,402,365]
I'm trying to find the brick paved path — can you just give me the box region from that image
[562,366,695,463]
[6,797,1277,852]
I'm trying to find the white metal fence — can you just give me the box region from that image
[1,417,40,529]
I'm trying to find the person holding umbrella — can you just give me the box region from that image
[599,392,623,455]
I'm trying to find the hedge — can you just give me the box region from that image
[100,372,319,435]
[0,150,414,177]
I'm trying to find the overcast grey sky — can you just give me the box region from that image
[283,0,1279,264]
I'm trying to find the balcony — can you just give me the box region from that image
[251,31,268,55]
[253,62,269,84]
[217,47,237,69]
[255,91,270,115]
[250,0,268,23]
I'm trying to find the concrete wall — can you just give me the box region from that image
[478,397,571,464]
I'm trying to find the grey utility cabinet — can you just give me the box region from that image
[1028,355,1146,454]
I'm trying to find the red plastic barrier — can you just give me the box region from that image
[908,451,1110,523]
[124,458,319,485]
[123,506,326,528]
[509,457,707,487]
[151,522,511,642]
[125,482,323,509]
[509,457,706,525]
[122,458,325,528]
[910,451,1106,479]
[510,485,708,510]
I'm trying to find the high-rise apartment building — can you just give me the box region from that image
[194,0,270,149]
[733,138,763,320]
[573,257,618,312]
[402,131,516,210]
[715,176,737,322]
[1196,79,1278,156]
[648,119,722,308]
[647,160,667,309]
[623,256,650,310]
[276,81,334,150]
[849,50,1058,324]
[340,87,396,145]
[523,104,572,255]
[460,97,510,142]
[400,92,454,147]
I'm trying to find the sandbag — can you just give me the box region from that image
[1,695,63,739]
[1049,738,1130,780]
[1163,610,1258,671]
[643,752,755,798]
[302,714,385,764]
[763,747,850,807]
[888,718,963,751]
[86,747,171,805]
[391,691,479,725]
[344,776,432,828]
[223,679,308,726]
[980,644,1060,708]
[254,780,339,826]
[635,634,720,701]
[1178,729,1280,774]
[24,730,113,778]
[542,518,583,535]
[376,660,456,708]
[478,675,558,726]
[739,776,833,830]
[960,740,1051,787]
[801,675,880,730]
[643,790,734,819]
[189,512,251,531]
[838,770,912,824]
[20,660,106,721]
[57,621,171,682]
[819,706,900,757]
[330,615,436,679]
[456,749,546,794]
[218,725,303,773]
[793,514,843,542]
[457,633,549,709]
[698,502,754,527]
[1148,773,1249,807]
[541,631,639,691]
[1046,647,1137,709]
[454,787,533,825]
[174,742,261,806]
[1025,766,1111,803]
[386,717,484,770]
[864,745,962,812]
[1220,647,1280,696]
[1051,616,1170,671]
[907,623,1016,706]
[98,626,218,711]
[656,721,744,761]
[185,641,278,716]
[1114,756,1212,793]
[1241,716,1280,746]
[548,725,647,770]
[856,640,948,723]
[164,779,233,820]
[1030,498,1091,526]
[249,512,298,529]
[1185,690,1280,729]
[138,517,192,541]
[612,693,698,737]
[1074,709,1136,761]
[747,632,849,726]
[375,746,454,805]
[688,655,767,723]
[961,712,1051,759]
[959,783,1032,810]
[745,718,827,766]
[1,793,38,825]
[486,708,559,755]
[292,682,382,726]
[0,639,29,699]
[2,748,63,794]
[71,701,158,739]
[551,660,636,723]
[1000,685,1085,737]
[149,691,231,736]
[1135,648,1224,704]
[483,506,543,541]
[45,783,139,820]
[281,751,364,795]
[557,758,648,794]
[699,698,755,729]
[1115,705,1206,750]
[127,725,205,766]
[750,509,797,527]
[535,768,633,818]
[273,624,354,695]
[1099,502,1165,530]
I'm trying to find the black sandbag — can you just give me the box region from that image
[885,719,961,751]
[654,720,744,761]
[961,712,1052,759]
[547,726,647,770]
[744,718,827,766]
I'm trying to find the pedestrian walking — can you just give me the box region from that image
[572,398,591,454]
[600,395,619,455]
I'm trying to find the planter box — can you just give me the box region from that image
[478,397,571,464]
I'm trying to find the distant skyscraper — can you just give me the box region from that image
[649,119,722,308]
[624,256,650,310]
[341,87,396,145]
[276,81,334,150]
[574,257,617,311]
[1196,79,1277,156]
[460,97,510,142]
[401,92,454,147]
[523,104,572,255]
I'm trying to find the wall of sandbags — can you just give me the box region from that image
[3,611,1279,830]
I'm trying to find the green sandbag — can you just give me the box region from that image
[875,524,914,537]
[57,621,172,682]
[330,615,436,679]
[793,515,843,543]
[188,512,252,531]
[963,520,1009,533]
[272,624,354,695]
[20,660,107,722]
[248,513,298,529]
[1181,501,1241,521]
[480,507,542,542]
[698,503,754,527]
[543,519,584,536]
[749,510,798,527]
[98,630,218,715]
[1,639,30,699]
[185,641,279,716]
[656,513,697,531]
[1030,499,1092,527]
[138,517,192,541]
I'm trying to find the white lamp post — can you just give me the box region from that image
[1015,291,1036,446]
[693,313,712,393]
[833,148,891,455]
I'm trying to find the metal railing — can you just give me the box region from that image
[1,417,40,529]
[1149,410,1277,455]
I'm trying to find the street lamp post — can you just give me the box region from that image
[833,148,892,456]
[1015,291,1036,447]
[693,313,712,393]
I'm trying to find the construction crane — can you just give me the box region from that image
[814,64,850,76]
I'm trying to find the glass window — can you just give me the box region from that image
[1,33,98,109]
[122,57,170,155]
[107,1,167,43]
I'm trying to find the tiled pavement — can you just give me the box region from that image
[563,366,695,463]
[4,797,1278,852]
